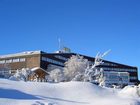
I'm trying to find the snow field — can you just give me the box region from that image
[0,79,140,105]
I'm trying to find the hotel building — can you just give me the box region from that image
[0,50,138,85]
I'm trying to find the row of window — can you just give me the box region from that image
[104,71,129,75]
[0,69,10,75]
[47,64,63,70]
[107,75,129,80]
[42,57,64,66]
[104,73,129,79]
[105,76,129,83]
[130,76,137,80]
[54,55,68,61]
[105,80,129,84]
[0,58,26,64]
[89,61,117,67]
[101,62,117,66]
[103,67,136,72]
[103,71,130,83]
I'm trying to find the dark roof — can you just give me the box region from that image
[42,52,137,69]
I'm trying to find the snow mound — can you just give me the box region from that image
[118,85,140,98]
[0,79,140,105]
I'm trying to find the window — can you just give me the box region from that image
[42,57,47,61]
[20,58,25,62]
[101,62,117,66]
[130,76,137,80]
[0,60,5,64]
[54,55,68,61]
[13,58,20,62]
[42,57,64,66]
[5,59,12,63]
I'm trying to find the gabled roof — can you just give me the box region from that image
[31,67,49,74]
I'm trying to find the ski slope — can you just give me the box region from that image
[0,79,140,105]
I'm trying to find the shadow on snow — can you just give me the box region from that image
[36,95,89,104]
[0,88,40,100]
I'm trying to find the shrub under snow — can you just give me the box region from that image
[9,68,32,81]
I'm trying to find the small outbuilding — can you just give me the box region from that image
[28,67,49,82]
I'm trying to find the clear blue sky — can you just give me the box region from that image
[0,0,140,79]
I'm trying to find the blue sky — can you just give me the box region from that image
[0,0,140,78]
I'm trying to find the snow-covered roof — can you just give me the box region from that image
[0,50,42,58]
[31,67,48,74]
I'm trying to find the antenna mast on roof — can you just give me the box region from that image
[58,38,61,51]
[57,38,71,53]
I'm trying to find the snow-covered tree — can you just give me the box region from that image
[98,68,105,86]
[49,68,64,82]
[47,64,63,72]
[63,55,89,81]
[84,65,104,83]
[84,50,110,84]
[21,68,32,81]
[9,68,32,81]
[50,50,110,83]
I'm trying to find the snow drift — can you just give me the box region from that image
[0,79,140,105]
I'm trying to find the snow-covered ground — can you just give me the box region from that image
[0,79,140,105]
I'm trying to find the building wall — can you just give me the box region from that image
[40,53,139,84]
[0,54,40,74]
[40,53,66,70]
[26,55,40,69]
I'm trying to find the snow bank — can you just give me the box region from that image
[0,79,140,105]
[118,85,140,98]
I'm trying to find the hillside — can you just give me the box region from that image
[0,79,140,105]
